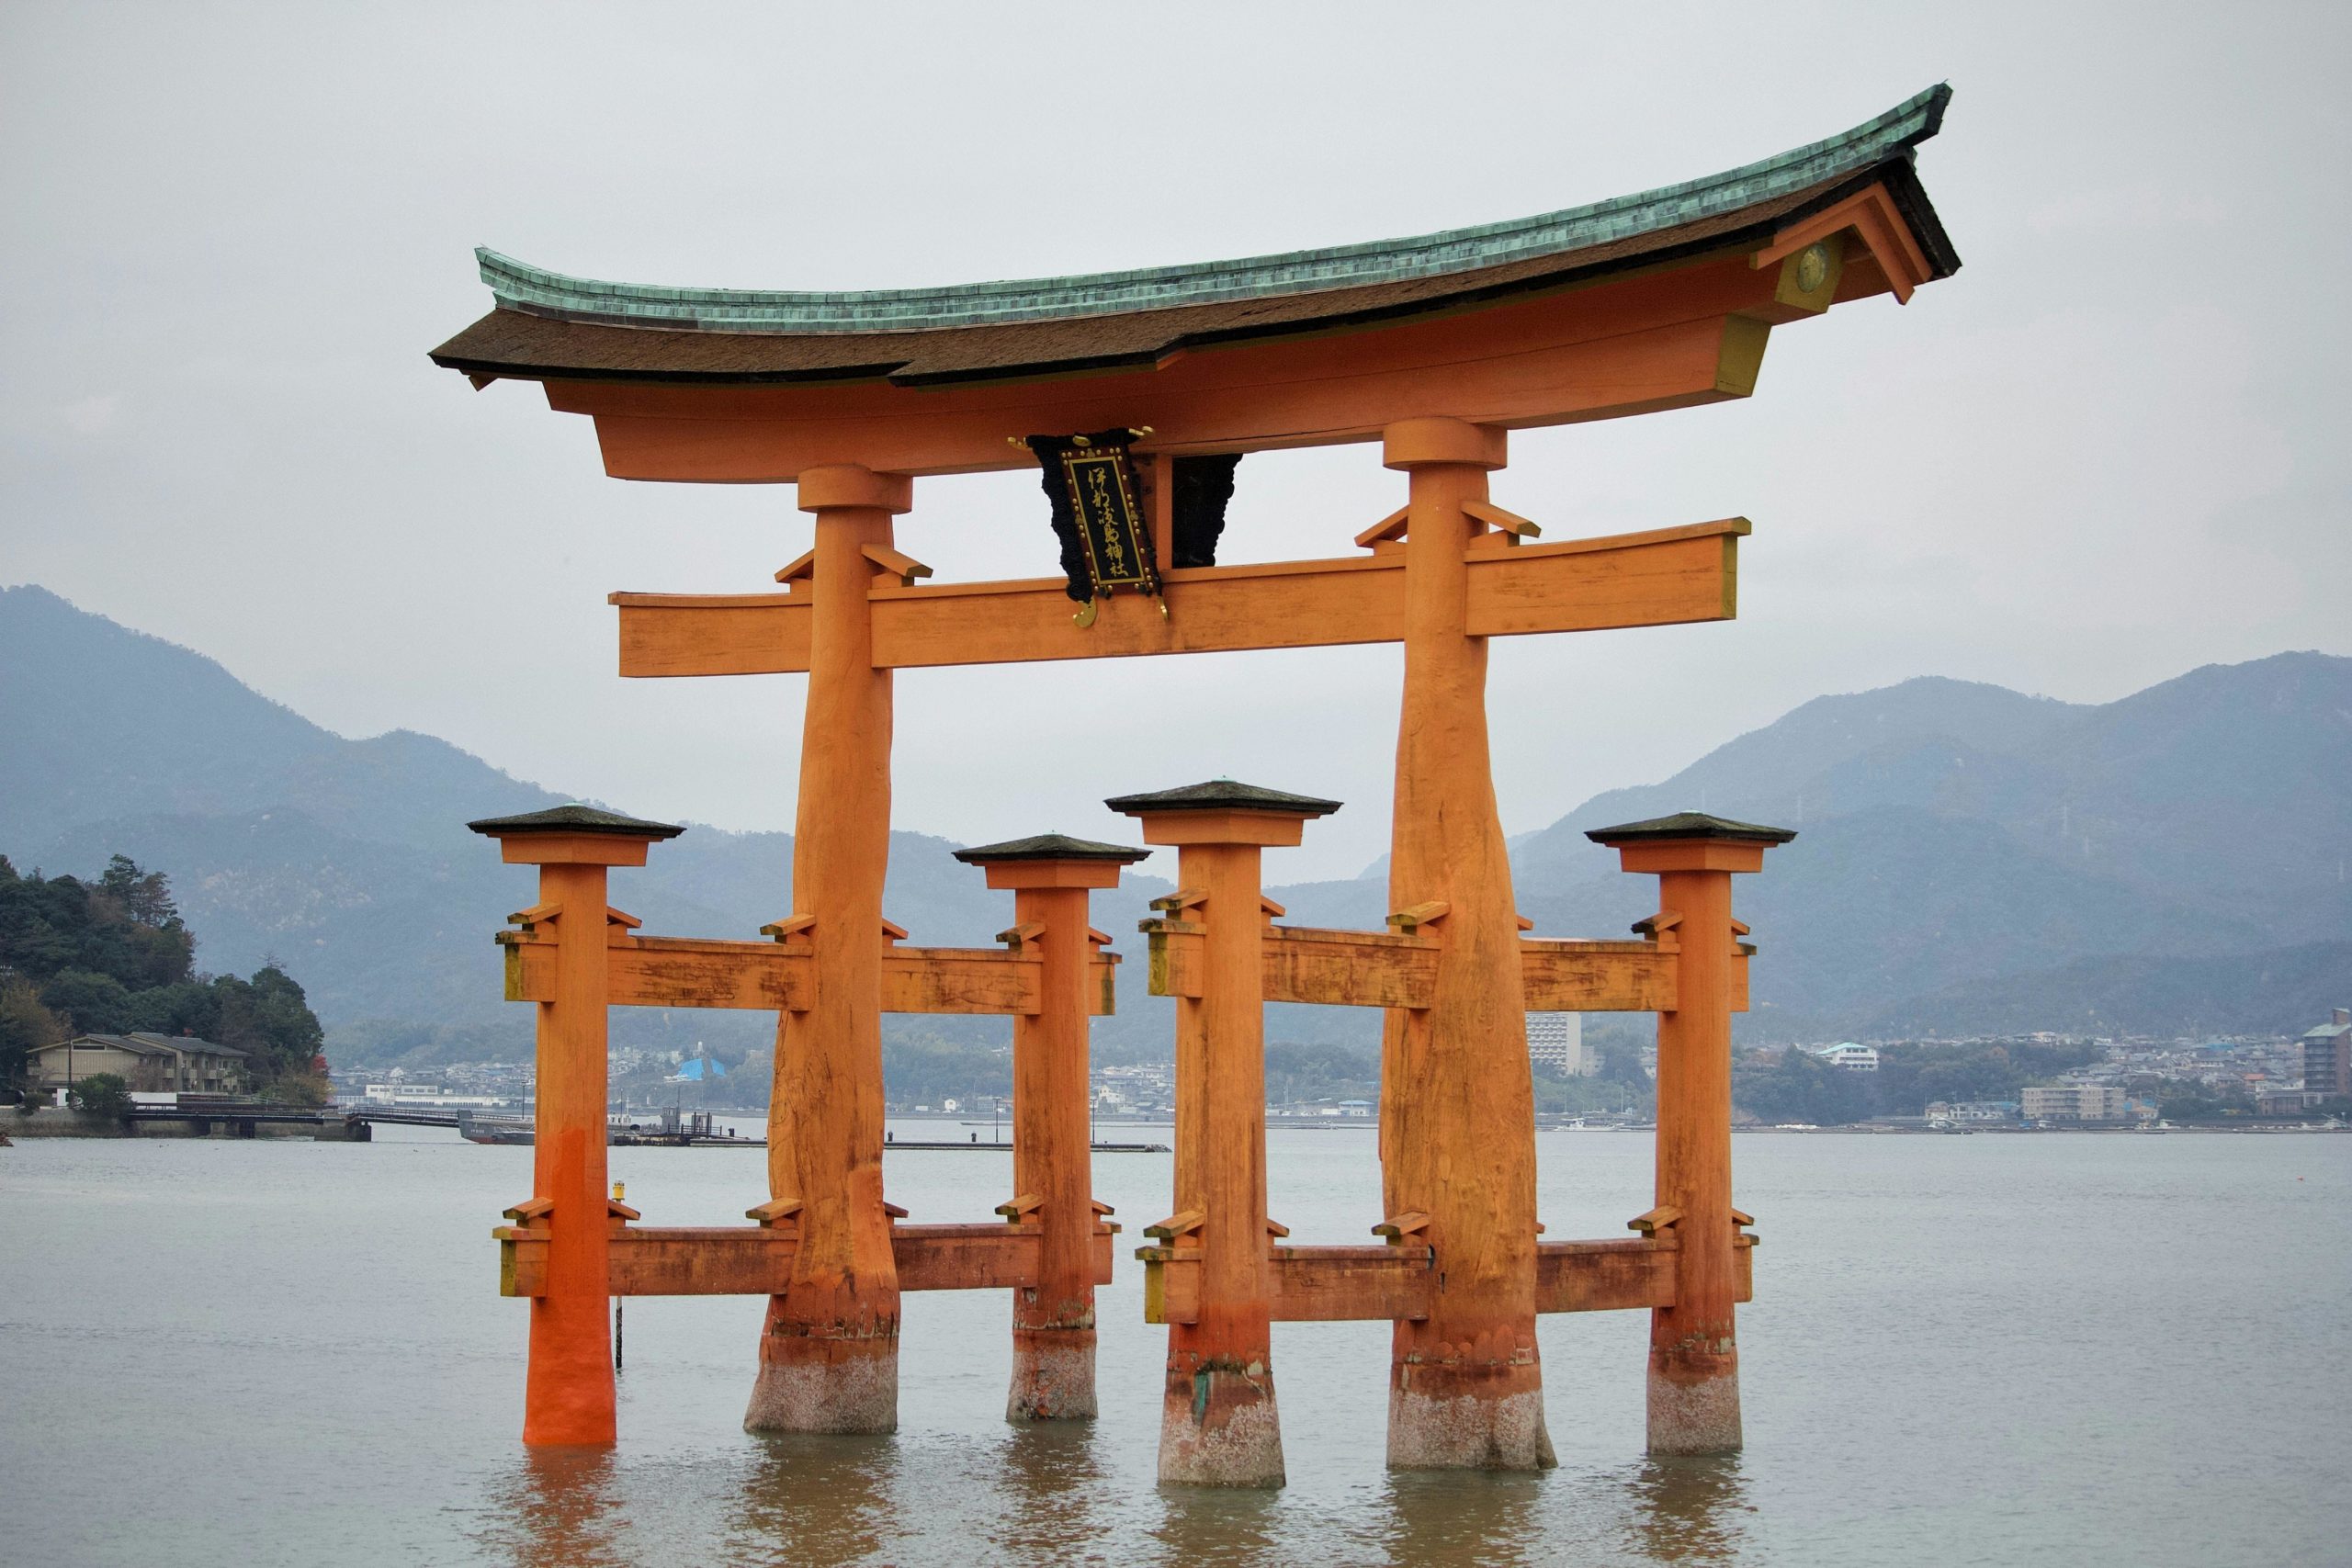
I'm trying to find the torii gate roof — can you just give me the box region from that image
[430,86,1956,393]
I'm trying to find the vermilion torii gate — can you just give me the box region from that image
[435,87,1957,1476]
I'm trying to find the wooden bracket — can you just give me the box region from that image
[996,1192,1044,1223]
[1091,1198,1116,1216]
[761,913,816,943]
[1628,1204,1682,1235]
[1464,499,1541,539]
[745,1197,802,1228]
[996,919,1046,951]
[1355,505,1411,551]
[1731,1207,1755,1229]
[1146,1209,1205,1241]
[1386,901,1451,934]
[862,543,933,586]
[1632,909,1682,940]
[1266,1218,1291,1239]
[1151,887,1207,914]
[774,549,817,586]
[1515,913,1535,931]
[503,1196,556,1225]
[1086,926,1114,947]
[1373,1210,1431,1242]
[1260,895,1286,920]
[883,1201,910,1220]
[507,901,562,931]
[880,919,909,945]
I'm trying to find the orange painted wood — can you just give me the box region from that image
[1377,417,1549,1466]
[611,592,809,678]
[1007,881,1104,1386]
[1136,1235,1752,1325]
[608,520,1741,678]
[1518,940,1679,1012]
[522,862,616,1446]
[543,240,1834,480]
[502,1223,1118,1297]
[1464,523,1743,637]
[504,933,1114,1017]
[754,467,903,1423]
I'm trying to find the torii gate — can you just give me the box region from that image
[434,86,1958,1477]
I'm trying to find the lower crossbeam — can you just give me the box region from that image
[1136,1235,1754,1325]
[497,1221,1117,1298]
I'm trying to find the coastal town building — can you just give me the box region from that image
[1806,1042,1880,1072]
[1926,1100,2018,1125]
[2021,1084,2130,1122]
[2301,1009,2350,1100]
[28,1032,249,1098]
[1527,1011,1595,1076]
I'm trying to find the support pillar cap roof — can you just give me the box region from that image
[1584,811,1794,846]
[1102,780,1341,818]
[467,803,686,840]
[953,832,1151,864]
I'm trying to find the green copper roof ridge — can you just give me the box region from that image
[476,85,1947,334]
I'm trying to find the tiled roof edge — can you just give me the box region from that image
[474,85,1950,335]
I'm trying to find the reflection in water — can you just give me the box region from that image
[725,1432,905,1566]
[986,1423,1114,1563]
[475,1450,632,1568]
[1623,1454,1753,1563]
[1149,1482,1288,1568]
[1370,1469,1547,1568]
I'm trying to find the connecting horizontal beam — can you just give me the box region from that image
[608,519,1746,678]
[500,931,1117,1016]
[1138,1235,1755,1325]
[1147,924,1748,1013]
[497,1221,1120,1298]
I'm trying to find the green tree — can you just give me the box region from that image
[69,1071,130,1119]
[40,969,136,1034]
[0,976,65,1089]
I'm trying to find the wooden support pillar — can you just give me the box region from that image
[1589,812,1792,1454]
[749,463,914,1435]
[1113,782,1339,1488]
[469,805,684,1447]
[1377,417,1553,1471]
[953,833,1148,1421]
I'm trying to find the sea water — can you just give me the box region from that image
[3,1123,2346,1566]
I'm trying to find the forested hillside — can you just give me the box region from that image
[0,852,327,1097]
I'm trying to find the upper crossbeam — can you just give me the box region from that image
[609,519,1747,678]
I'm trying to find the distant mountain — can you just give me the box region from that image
[0,585,1169,1065]
[1498,656,2352,1035]
[5,582,2346,1056]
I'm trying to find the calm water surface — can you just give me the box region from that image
[4,1124,2346,1566]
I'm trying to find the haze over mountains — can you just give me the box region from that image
[4,582,2345,1063]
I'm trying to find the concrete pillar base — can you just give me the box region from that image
[1007,1330,1097,1422]
[1386,1360,1556,1471]
[744,1332,899,1435]
[1646,1350,1741,1455]
[1157,1370,1284,1487]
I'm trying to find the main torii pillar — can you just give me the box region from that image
[748,463,912,1434]
[1379,417,1554,1471]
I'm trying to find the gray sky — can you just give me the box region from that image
[5,2,2346,881]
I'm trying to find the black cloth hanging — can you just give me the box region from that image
[1169,454,1241,569]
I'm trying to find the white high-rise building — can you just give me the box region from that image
[1527,1012,1594,1077]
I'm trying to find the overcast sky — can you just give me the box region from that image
[5,3,2346,881]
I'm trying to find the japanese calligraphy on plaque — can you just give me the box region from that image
[1024,429,1164,624]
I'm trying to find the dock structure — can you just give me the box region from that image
[432,85,1957,1472]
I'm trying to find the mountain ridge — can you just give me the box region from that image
[6,582,2344,1057]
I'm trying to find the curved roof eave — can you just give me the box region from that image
[472,85,1951,337]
